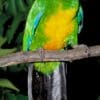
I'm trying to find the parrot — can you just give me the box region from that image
[23,0,83,100]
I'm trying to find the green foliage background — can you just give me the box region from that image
[0,0,34,99]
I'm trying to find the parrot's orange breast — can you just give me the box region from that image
[44,8,76,50]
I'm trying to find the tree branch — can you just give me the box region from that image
[0,45,100,67]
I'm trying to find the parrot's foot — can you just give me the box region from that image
[72,44,89,55]
[72,44,88,49]
[38,48,45,62]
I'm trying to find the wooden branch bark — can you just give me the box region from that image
[0,45,100,67]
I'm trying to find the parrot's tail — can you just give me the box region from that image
[45,62,67,100]
[28,63,34,100]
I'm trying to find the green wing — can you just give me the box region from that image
[23,0,45,51]
[66,5,83,47]
[77,5,84,33]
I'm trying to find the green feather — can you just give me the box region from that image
[34,62,60,75]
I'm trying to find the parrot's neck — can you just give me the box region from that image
[63,0,79,8]
[45,0,79,9]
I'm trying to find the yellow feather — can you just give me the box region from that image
[44,8,77,50]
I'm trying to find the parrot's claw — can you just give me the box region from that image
[38,48,45,62]
[72,44,87,49]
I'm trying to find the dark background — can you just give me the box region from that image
[68,0,100,100]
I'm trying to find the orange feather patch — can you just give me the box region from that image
[44,8,77,50]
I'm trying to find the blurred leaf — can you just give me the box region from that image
[0,36,7,47]
[97,96,100,100]
[0,0,5,14]
[0,14,10,35]
[8,64,26,72]
[5,93,28,100]
[7,0,17,16]
[0,79,20,92]
[5,93,17,100]
[15,0,28,13]
[17,94,28,100]
[26,0,34,6]
[16,32,23,46]
[0,48,16,56]
[6,15,23,44]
